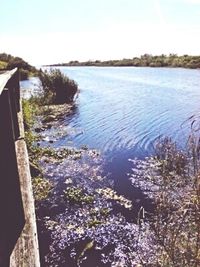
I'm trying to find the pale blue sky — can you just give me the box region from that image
[0,0,200,65]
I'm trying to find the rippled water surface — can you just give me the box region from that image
[52,67,200,156]
[21,67,200,265]
[36,66,200,201]
[21,67,200,197]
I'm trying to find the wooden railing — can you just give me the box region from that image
[0,69,25,266]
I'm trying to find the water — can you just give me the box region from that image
[48,67,200,158]
[21,68,200,190]
[22,67,200,265]
[37,67,200,206]
[20,77,41,99]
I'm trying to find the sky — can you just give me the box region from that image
[0,0,200,65]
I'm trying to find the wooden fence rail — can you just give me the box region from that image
[0,69,40,267]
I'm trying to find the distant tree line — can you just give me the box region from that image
[52,54,200,69]
[0,52,38,80]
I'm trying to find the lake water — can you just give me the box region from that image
[21,67,200,265]
[21,67,200,199]
[35,66,200,203]
[54,67,200,155]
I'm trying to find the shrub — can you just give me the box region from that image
[39,69,78,104]
[6,56,38,80]
[20,69,29,80]
[7,56,31,71]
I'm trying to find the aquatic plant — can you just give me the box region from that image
[32,176,53,201]
[34,144,150,266]
[25,89,200,266]
[96,187,132,209]
[63,186,94,205]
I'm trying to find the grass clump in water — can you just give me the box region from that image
[32,176,53,201]
[63,186,94,205]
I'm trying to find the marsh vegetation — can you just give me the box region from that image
[21,66,200,266]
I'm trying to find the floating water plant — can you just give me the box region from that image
[32,176,54,201]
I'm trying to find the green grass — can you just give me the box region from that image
[0,60,7,70]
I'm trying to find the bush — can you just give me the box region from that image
[39,69,78,104]
[20,69,29,80]
[3,54,39,80]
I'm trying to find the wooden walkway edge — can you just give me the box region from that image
[10,102,40,266]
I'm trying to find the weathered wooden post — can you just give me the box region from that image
[0,70,25,266]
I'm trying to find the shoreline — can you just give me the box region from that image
[44,65,200,70]
[43,54,200,69]
[28,102,152,266]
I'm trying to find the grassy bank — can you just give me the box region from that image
[0,52,38,80]
[22,68,79,203]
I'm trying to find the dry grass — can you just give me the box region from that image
[130,137,200,267]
